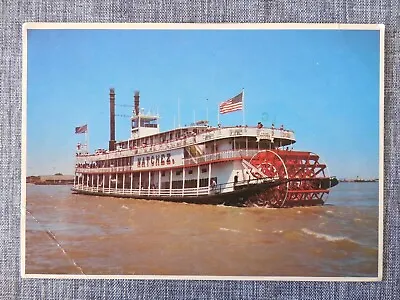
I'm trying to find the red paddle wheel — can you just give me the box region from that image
[245,150,330,208]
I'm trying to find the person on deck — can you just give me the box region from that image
[233,172,239,189]
[211,179,217,191]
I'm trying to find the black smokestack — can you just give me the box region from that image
[134,91,140,116]
[109,88,116,151]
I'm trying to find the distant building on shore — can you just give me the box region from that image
[26,174,74,185]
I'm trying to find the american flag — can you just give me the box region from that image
[219,92,243,114]
[75,124,88,134]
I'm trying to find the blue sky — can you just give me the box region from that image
[27,28,381,179]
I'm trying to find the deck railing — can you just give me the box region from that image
[75,127,295,163]
[74,185,212,197]
[73,177,270,198]
[76,149,261,173]
[183,149,259,166]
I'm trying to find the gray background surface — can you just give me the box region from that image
[0,0,398,299]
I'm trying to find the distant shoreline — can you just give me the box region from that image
[339,180,379,183]
[26,175,74,185]
[29,182,74,186]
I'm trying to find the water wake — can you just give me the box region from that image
[219,227,240,233]
[301,228,359,245]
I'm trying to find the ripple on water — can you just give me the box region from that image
[219,227,240,233]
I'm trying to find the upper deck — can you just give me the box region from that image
[75,88,296,166]
[76,125,295,165]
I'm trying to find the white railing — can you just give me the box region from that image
[73,177,269,198]
[76,149,260,173]
[77,136,197,163]
[74,185,211,197]
[183,149,259,165]
[76,165,137,174]
[75,127,295,164]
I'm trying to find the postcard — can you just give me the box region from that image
[21,23,384,281]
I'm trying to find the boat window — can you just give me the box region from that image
[140,118,158,128]
[199,178,208,187]
[184,179,197,188]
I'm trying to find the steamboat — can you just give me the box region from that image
[72,89,338,208]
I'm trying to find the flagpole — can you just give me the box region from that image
[85,125,89,153]
[242,88,245,126]
[217,102,220,126]
[206,98,209,126]
[178,98,181,128]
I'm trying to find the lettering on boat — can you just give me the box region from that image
[229,128,243,136]
[204,133,214,141]
[135,153,175,167]
[257,130,271,140]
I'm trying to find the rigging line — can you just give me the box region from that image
[26,209,85,275]
[115,104,133,108]
[102,96,132,106]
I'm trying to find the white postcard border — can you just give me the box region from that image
[21,22,385,281]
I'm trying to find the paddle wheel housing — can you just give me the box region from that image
[245,150,332,208]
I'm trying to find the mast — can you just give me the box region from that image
[217,102,220,125]
[206,98,209,125]
[85,125,89,153]
[178,98,181,128]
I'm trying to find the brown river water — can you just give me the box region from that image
[24,182,379,277]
